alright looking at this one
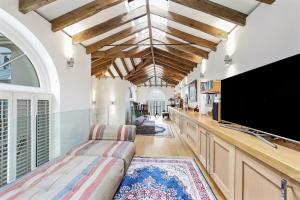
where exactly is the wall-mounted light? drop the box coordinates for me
[111,101,115,105]
[200,73,204,78]
[67,58,75,68]
[92,101,96,105]
[224,55,232,66]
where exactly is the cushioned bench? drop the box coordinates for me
[0,124,136,200]
[0,156,124,200]
[68,140,135,169]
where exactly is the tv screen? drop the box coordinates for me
[221,54,300,143]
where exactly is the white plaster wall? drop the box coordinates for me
[92,77,134,125]
[137,86,175,104]
[0,0,91,155]
[176,0,300,108]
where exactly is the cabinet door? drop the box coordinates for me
[186,120,200,155]
[288,180,300,200]
[210,134,235,200]
[198,126,208,169]
[235,149,287,200]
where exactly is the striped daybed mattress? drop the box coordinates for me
[0,124,136,200]
[68,140,135,169]
[0,156,124,200]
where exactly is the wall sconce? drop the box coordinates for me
[67,58,75,68]
[111,101,115,105]
[200,73,204,78]
[224,55,232,66]
[92,101,96,105]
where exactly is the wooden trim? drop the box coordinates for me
[150,5,228,40]
[170,0,247,26]
[19,0,55,14]
[86,21,148,54]
[152,22,217,51]
[51,0,124,31]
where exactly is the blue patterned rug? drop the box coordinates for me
[114,157,216,200]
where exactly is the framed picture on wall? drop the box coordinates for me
[189,80,197,102]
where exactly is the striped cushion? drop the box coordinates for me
[68,140,135,169]
[89,124,136,141]
[0,155,124,200]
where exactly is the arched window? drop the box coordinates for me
[0,33,51,187]
[0,33,39,87]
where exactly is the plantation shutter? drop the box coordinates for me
[0,99,8,187]
[16,99,31,178]
[36,100,49,167]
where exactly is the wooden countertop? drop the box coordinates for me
[170,107,300,183]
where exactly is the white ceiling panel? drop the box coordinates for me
[37,0,93,20]
[210,0,259,14]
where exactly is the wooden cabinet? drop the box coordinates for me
[209,134,235,200]
[186,120,200,155]
[198,126,209,170]
[236,149,300,200]
[288,179,300,200]
[169,108,300,200]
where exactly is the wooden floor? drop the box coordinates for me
[134,118,226,200]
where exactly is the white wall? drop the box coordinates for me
[0,0,91,155]
[176,0,300,108]
[92,77,135,125]
[137,86,175,104]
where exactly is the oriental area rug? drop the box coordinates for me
[114,157,216,200]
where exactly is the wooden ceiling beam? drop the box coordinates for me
[121,58,130,74]
[91,58,112,68]
[155,61,188,76]
[19,0,55,13]
[155,57,192,73]
[153,33,209,58]
[154,46,202,63]
[73,6,147,44]
[130,58,136,70]
[112,61,123,79]
[169,0,247,26]
[154,48,197,66]
[108,69,115,79]
[152,22,217,51]
[150,5,228,40]
[91,33,149,58]
[126,58,153,77]
[86,21,148,54]
[51,0,125,31]
[154,53,196,69]
[91,62,112,75]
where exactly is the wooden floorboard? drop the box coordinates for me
[134,118,226,200]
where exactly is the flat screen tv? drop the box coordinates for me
[221,54,300,143]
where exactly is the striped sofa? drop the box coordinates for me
[0,124,136,200]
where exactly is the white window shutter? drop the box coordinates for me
[16,99,31,178]
[36,100,50,167]
[0,99,8,187]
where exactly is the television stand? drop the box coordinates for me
[220,122,278,149]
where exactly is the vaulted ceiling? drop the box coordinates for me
[19,0,275,87]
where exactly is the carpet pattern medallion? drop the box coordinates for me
[114,157,216,200]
